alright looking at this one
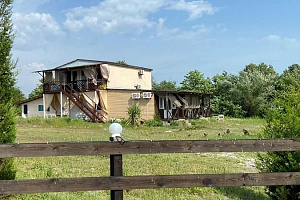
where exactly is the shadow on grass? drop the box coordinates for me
[217,186,271,200]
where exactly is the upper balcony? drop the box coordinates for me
[35,59,153,93]
[44,79,104,94]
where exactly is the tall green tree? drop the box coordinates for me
[0,0,17,180]
[257,88,300,199]
[211,71,245,117]
[243,63,277,77]
[237,63,277,117]
[180,70,213,93]
[277,64,300,92]
[11,87,25,115]
[115,60,127,65]
[152,80,177,91]
[211,64,277,117]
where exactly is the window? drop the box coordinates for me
[159,96,165,109]
[38,105,44,112]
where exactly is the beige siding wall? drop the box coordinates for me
[22,89,155,121]
[21,97,56,118]
[107,90,155,120]
[107,64,152,90]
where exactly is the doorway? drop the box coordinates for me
[23,105,28,116]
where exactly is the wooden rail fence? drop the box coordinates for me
[1,139,300,199]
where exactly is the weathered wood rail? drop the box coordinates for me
[1,139,300,158]
[1,172,299,194]
[0,139,300,198]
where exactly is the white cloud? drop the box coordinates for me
[63,0,218,34]
[157,18,209,40]
[168,0,218,20]
[26,62,46,71]
[264,35,299,46]
[64,0,166,34]
[283,37,297,43]
[13,12,64,50]
[264,34,281,41]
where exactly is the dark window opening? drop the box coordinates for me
[24,105,28,114]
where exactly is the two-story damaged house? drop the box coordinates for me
[20,59,212,122]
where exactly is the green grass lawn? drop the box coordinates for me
[10,117,270,200]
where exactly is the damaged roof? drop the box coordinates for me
[34,59,153,72]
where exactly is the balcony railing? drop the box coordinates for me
[44,79,103,93]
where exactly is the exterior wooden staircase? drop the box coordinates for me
[62,84,106,123]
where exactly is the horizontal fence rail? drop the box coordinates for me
[1,139,300,198]
[0,139,300,158]
[1,172,300,195]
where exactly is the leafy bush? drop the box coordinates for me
[127,104,141,126]
[189,119,208,126]
[144,119,163,127]
[211,97,245,118]
[190,120,196,125]
[170,120,179,126]
[109,118,128,126]
[256,88,300,200]
[0,158,16,180]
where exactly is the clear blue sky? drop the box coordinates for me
[11,0,300,97]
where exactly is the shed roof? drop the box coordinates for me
[106,88,215,96]
[17,95,43,105]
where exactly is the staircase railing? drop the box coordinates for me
[62,83,105,122]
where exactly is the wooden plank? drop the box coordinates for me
[1,139,300,158]
[110,154,123,200]
[0,172,299,195]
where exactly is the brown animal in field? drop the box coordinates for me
[226,129,230,134]
[243,129,249,135]
[203,133,208,137]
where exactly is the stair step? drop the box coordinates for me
[61,86,105,123]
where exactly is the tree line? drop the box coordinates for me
[153,63,300,118]
[154,63,300,199]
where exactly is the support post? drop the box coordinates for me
[110,154,123,200]
[166,93,169,121]
[42,72,45,94]
[43,94,45,119]
[60,91,63,118]
[95,91,97,109]
[67,97,70,117]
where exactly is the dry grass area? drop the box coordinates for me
[10,117,270,200]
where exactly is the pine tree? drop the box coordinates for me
[0,0,17,180]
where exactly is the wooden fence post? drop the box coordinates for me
[110,154,123,200]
